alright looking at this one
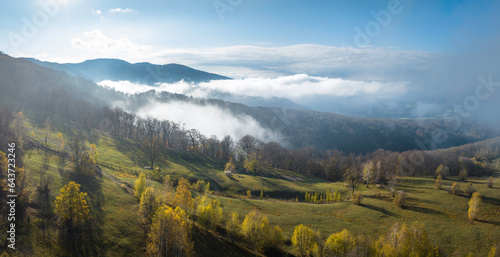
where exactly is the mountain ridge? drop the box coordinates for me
[23,57,231,84]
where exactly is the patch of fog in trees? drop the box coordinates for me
[135,100,284,145]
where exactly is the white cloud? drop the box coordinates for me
[71,29,153,54]
[144,44,440,80]
[109,8,137,14]
[97,80,154,94]
[91,9,102,15]
[97,75,408,100]
[136,101,282,143]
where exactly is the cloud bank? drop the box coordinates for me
[98,74,409,100]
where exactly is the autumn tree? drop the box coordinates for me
[291,224,319,257]
[226,211,240,238]
[323,229,356,257]
[435,164,449,179]
[134,173,147,199]
[352,191,362,206]
[140,187,162,226]
[487,176,494,188]
[244,153,261,173]
[271,225,285,249]
[468,192,481,221]
[362,161,375,188]
[174,178,193,212]
[147,205,193,257]
[374,222,436,256]
[394,191,405,208]
[241,210,272,252]
[55,182,91,254]
[435,174,442,189]
[224,157,236,172]
[450,182,460,194]
[196,195,223,229]
[57,132,65,152]
[55,182,90,226]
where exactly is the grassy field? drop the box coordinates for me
[22,118,500,256]
[214,175,500,256]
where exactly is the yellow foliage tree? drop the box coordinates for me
[134,173,147,199]
[468,192,481,221]
[291,224,318,257]
[147,205,193,257]
[240,210,271,252]
[226,211,240,237]
[57,132,64,151]
[140,187,162,225]
[174,178,193,212]
[54,182,90,227]
[196,195,223,229]
[225,157,236,172]
[323,229,356,256]
[435,174,442,189]
[374,222,435,257]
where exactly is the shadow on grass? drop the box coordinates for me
[477,219,500,226]
[361,204,398,217]
[405,204,444,215]
[481,195,500,206]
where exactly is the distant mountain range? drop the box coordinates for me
[23,57,311,111]
[23,58,230,84]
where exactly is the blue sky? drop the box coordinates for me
[0,0,499,78]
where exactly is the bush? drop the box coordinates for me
[487,176,494,188]
[352,192,362,205]
[463,182,475,196]
[394,191,405,208]
[450,182,460,194]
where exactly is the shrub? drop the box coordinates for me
[394,191,405,208]
[352,192,362,205]
[450,182,460,194]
